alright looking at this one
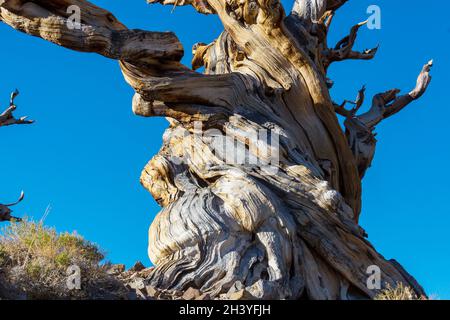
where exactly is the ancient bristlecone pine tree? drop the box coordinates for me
[0,0,432,299]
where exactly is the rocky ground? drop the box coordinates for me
[112,261,212,300]
[112,261,259,300]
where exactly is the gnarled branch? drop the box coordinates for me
[357,60,433,129]
[0,90,33,127]
[0,0,245,121]
[341,61,433,177]
[322,20,378,70]
[0,191,24,222]
[334,85,366,118]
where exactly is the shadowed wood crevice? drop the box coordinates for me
[0,0,432,299]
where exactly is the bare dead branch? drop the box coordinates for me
[0,0,247,118]
[357,60,433,128]
[0,192,25,222]
[323,20,378,69]
[334,85,366,118]
[320,10,335,31]
[344,61,433,178]
[0,90,34,128]
[0,1,183,64]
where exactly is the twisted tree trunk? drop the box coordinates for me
[0,0,432,299]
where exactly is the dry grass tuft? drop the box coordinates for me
[374,282,426,300]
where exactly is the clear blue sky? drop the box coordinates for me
[1,0,448,298]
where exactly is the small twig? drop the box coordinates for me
[22,205,52,269]
[334,85,366,118]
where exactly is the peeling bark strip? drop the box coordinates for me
[0,0,431,299]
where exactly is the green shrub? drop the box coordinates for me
[0,219,128,299]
